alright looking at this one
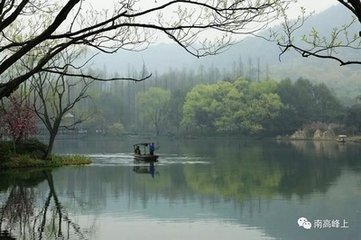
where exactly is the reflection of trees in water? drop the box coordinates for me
[181,140,352,203]
[182,143,284,203]
[0,171,92,240]
[279,141,361,198]
[183,156,282,202]
[287,140,361,170]
[289,140,348,158]
[0,186,35,238]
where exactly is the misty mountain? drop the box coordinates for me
[91,4,361,104]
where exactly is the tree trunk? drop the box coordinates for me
[12,139,16,154]
[44,132,56,160]
[44,118,61,160]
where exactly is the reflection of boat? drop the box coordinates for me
[133,162,157,178]
[133,143,159,162]
[336,135,347,143]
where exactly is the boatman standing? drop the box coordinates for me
[149,142,155,155]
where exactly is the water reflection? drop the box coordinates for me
[0,170,92,240]
[133,162,159,178]
[1,138,360,240]
[288,140,357,159]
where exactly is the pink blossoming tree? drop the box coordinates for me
[0,95,37,152]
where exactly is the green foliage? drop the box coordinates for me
[79,62,347,137]
[93,91,124,124]
[0,138,91,170]
[0,153,91,170]
[167,89,187,134]
[182,78,283,134]
[274,78,343,135]
[85,90,126,134]
[49,155,91,165]
[0,141,12,162]
[182,83,224,131]
[136,87,171,135]
[344,104,361,134]
[0,139,47,161]
[15,139,48,158]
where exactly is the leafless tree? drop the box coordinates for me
[30,49,94,159]
[276,1,361,66]
[0,0,293,99]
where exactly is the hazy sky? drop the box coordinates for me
[289,0,338,14]
[84,0,341,43]
[88,0,339,16]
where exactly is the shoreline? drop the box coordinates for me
[0,154,91,170]
[276,136,361,143]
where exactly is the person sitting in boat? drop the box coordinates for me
[134,146,141,155]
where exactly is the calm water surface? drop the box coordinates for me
[1,137,361,240]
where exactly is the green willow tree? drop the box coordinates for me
[182,78,283,135]
[136,87,171,135]
[182,83,223,131]
[88,91,126,135]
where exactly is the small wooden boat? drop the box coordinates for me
[134,154,159,162]
[133,143,159,162]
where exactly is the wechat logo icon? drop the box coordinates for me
[298,217,312,230]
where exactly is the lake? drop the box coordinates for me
[1,137,361,240]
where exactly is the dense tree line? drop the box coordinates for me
[3,62,359,139]
[77,64,361,137]
[271,78,344,135]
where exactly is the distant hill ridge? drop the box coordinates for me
[92,4,361,104]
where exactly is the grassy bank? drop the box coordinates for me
[348,136,361,143]
[0,154,91,170]
[0,139,91,170]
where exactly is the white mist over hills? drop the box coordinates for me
[91,4,353,73]
[90,4,361,104]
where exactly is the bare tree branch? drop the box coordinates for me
[274,1,361,66]
[0,0,291,99]
[0,0,29,32]
[28,49,94,159]
[339,0,361,22]
[43,69,152,82]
